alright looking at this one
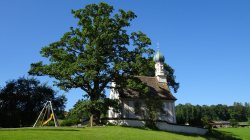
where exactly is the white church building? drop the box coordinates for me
[108,50,177,124]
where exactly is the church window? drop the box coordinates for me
[134,101,141,116]
[161,102,167,115]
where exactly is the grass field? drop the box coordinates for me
[0,126,210,140]
[215,127,250,140]
[1,126,249,140]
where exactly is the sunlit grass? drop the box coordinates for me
[0,126,209,140]
[215,127,250,140]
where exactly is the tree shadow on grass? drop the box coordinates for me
[119,125,244,140]
[119,125,209,138]
[155,129,242,140]
[207,130,242,140]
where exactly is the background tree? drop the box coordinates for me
[62,99,119,126]
[29,2,179,124]
[0,77,66,128]
[176,102,250,127]
[61,100,89,126]
[213,104,230,121]
[229,102,248,122]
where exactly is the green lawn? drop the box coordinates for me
[0,126,209,140]
[215,127,250,140]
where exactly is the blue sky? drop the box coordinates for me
[1,0,250,110]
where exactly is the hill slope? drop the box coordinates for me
[215,128,250,140]
[0,126,209,140]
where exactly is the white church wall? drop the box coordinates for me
[109,82,119,100]
[108,82,121,118]
[158,101,176,123]
[122,99,147,119]
[156,122,208,135]
[122,100,138,119]
[120,99,176,124]
[107,119,208,135]
[108,83,177,123]
[120,99,142,119]
[172,102,176,123]
[108,119,145,127]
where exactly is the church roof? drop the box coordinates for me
[120,76,177,100]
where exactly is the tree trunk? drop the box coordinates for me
[90,115,93,127]
[89,93,101,126]
[89,110,101,126]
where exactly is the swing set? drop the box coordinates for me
[33,101,59,127]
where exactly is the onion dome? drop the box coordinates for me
[153,50,165,62]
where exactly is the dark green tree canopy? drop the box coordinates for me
[29,2,178,95]
[29,2,179,123]
[29,3,155,99]
[0,77,66,128]
[175,102,250,127]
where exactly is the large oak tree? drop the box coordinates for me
[29,2,179,124]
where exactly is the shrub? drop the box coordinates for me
[229,119,238,127]
[60,119,79,126]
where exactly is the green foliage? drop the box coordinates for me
[0,77,66,128]
[135,59,179,93]
[29,2,153,95]
[247,103,250,117]
[229,119,238,127]
[176,104,202,126]
[28,2,180,125]
[66,99,119,125]
[201,116,212,130]
[28,2,158,124]
[176,102,250,127]
[164,63,179,93]
[46,121,55,126]
[144,98,162,129]
[229,102,248,122]
[60,119,79,126]
[125,77,162,129]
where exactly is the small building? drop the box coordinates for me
[238,122,250,128]
[210,121,231,128]
[108,50,177,125]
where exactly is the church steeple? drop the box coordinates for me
[154,49,167,83]
[154,50,165,63]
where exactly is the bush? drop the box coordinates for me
[201,116,212,130]
[229,119,238,127]
[60,119,79,126]
[46,121,55,126]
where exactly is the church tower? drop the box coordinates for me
[153,50,167,83]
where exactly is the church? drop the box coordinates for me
[108,50,177,124]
